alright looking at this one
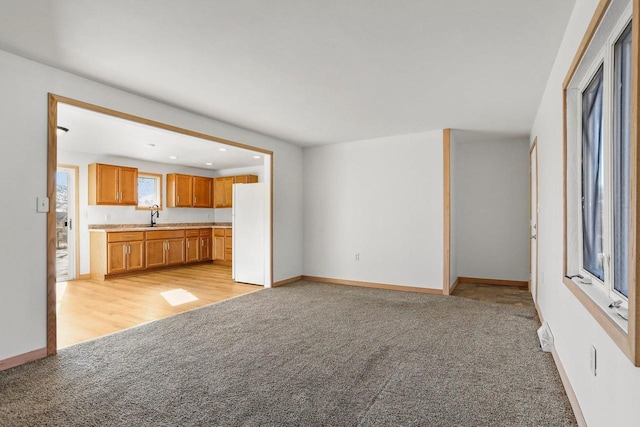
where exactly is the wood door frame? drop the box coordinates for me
[443,129,451,295]
[47,93,275,355]
[529,138,539,302]
[57,164,80,281]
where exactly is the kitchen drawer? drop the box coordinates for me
[107,231,144,243]
[225,228,232,237]
[185,229,200,237]
[214,228,226,237]
[199,228,212,237]
[146,229,185,240]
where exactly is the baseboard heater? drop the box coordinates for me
[537,322,553,352]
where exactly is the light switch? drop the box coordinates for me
[37,197,50,213]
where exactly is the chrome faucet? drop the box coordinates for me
[150,204,160,227]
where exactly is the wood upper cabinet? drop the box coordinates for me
[213,175,258,208]
[234,175,258,184]
[166,174,193,207]
[88,163,138,205]
[214,177,234,208]
[193,176,213,207]
[167,174,213,208]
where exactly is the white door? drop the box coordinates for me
[233,183,266,285]
[530,142,538,302]
[56,166,77,281]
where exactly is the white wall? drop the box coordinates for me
[303,130,444,289]
[0,49,303,361]
[530,0,640,426]
[452,130,530,282]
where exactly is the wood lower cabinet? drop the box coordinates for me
[213,228,225,260]
[200,228,212,261]
[186,232,200,264]
[91,227,215,280]
[225,228,233,262]
[186,229,213,263]
[145,230,185,267]
[90,231,145,279]
[213,227,232,265]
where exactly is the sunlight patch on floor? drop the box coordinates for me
[161,289,199,306]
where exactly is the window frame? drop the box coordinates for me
[136,171,163,210]
[563,0,640,366]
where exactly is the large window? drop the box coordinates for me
[564,0,639,365]
[575,15,632,304]
[613,23,633,297]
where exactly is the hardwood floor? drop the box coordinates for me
[56,263,261,349]
[451,282,535,309]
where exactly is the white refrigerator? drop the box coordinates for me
[232,182,266,285]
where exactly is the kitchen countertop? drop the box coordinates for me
[89,222,232,232]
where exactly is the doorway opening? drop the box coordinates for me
[55,165,78,282]
[47,94,274,354]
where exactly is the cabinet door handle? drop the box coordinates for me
[201,239,204,247]
[194,197,197,205]
[177,195,180,204]
[187,241,190,249]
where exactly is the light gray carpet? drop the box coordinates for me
[0,281,576,426]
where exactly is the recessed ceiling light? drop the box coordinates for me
[169,156,178,159]
[253,155,261,159]
[218,148,228,152]
[146,143,156,148]
[205,162,213,166]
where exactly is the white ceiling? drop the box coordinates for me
[0,0,576,147]
[57,103,264,170]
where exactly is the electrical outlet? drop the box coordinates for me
[590,345,597,376]
[355,253,360,261]
[105,214,111,221]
